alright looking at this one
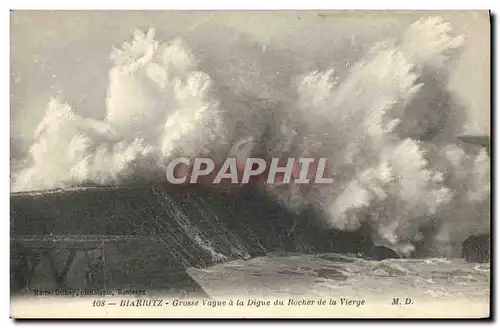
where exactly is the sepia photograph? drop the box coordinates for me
[9,10,491,318]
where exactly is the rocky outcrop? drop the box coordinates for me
[10,184,374,293]
[364,246,401,261]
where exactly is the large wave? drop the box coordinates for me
[11,16,490,257]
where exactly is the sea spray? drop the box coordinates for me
[12,17,490,258]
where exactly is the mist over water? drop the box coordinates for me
[11,16,490,257]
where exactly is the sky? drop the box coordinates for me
[10,10,490,154]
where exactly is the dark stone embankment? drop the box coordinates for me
[461,234,490,263]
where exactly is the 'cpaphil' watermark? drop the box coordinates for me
[165,157,333,185]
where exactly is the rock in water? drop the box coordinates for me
[461,234,490,263]
[365,245,401,261]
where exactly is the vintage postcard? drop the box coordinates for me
[10,10,491,319]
